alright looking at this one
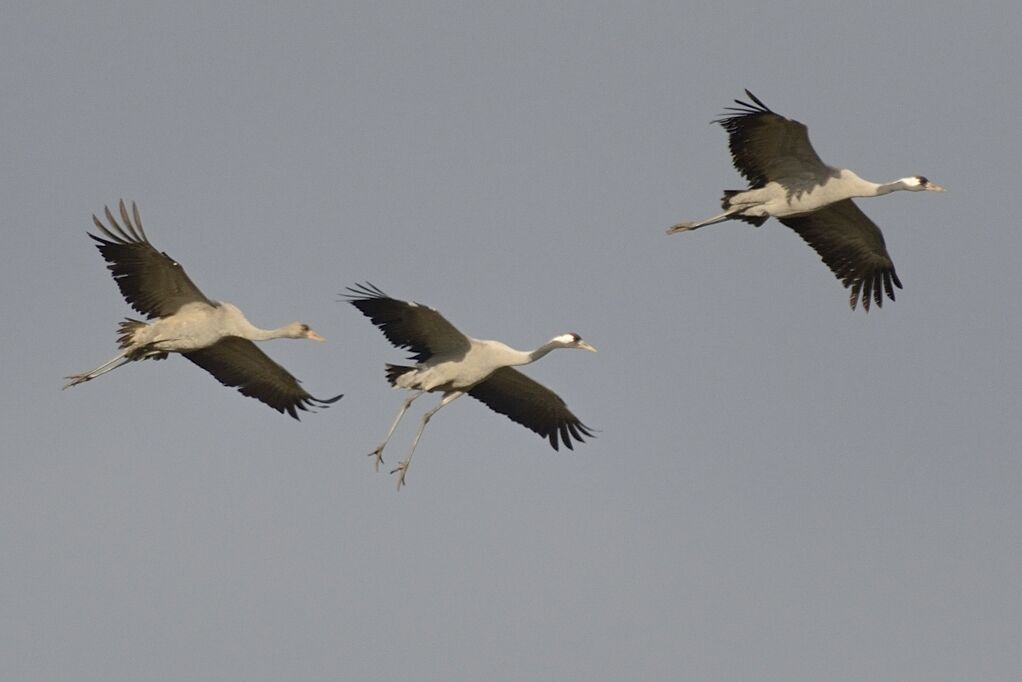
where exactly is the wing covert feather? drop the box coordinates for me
[345,283,470,361]
[88,200,212,318]
[778,199,902,311]
[183,337,341,419]
[715,91,829,187]
[468,367,593,451]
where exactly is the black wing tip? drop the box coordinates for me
[284,393,344,420]
[712,88,774,125]
[89,199,148,246]
[547,419,596,451]
[342,281,389,302]
[847,268,902,312]
[741,89,770,110]
[891,270,904,290]
[343,283,431,360]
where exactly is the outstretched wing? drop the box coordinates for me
[345,282,470,362]
[88,200,213,318]
[468,367,594,451]
[714,90,829,187]
[778,199,902,312]
[183,337,342,419]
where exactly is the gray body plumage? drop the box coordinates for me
[669,90,944,311]
[64,200,341,419]
[346,283,596,489]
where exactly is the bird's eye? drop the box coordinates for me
[300,324,310,332]
[916,176,929,184]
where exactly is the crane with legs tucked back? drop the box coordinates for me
[346,283,596,489]
[668,90,945,311]
[64,200,341,419]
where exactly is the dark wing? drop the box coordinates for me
[183,337,342,419]
[778,199,902,312]
[88,200,213,319]
[468,367,594,451]
[344,282,470,362]
[714,90,828,187]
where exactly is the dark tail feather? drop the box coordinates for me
[117,318,147,349]
[117,318,168,361]
[720,190,741,209]
[736,214,768,227]
[721,190,767,226]
[384,364,414,386]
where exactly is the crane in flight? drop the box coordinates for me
[65,200,341,419]
[668,90,944,311]
[346,283,596,489]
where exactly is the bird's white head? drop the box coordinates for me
[551,332,598,353]
[285,322,326,341]
[902,175,945,192]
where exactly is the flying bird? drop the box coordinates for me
[345,283,596,489]
[668,90,944,311]
[64,200,341,419]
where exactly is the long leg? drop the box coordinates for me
[666,210,740,234]
[63,351,132,389]
[392,391,463,490]
[369,390,424,471]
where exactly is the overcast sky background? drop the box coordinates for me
[2,2,1019,680]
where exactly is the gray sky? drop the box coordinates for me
[2,2,1020,680]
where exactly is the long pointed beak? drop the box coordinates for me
[926,182,946,192]
[579,341,597,353]
[306,330,326,342]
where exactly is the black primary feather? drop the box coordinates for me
[344,282,470,362]
[468,367,595,451]
[778,200,902,311]
[183,337,342,419]
[88,200,213,318]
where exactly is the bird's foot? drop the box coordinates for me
[62,374,91,390]
[666,221,697,234]
[390,460,409,490]
[368,447,386,472]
